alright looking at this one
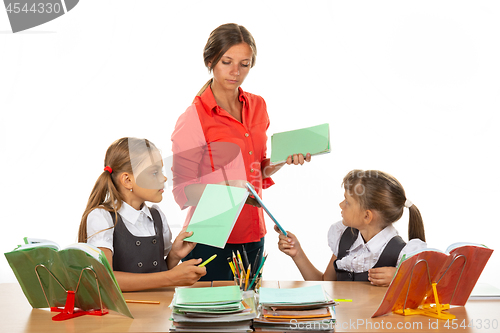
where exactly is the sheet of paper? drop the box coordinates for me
[259,285,327,305]
[185,184,249,248]
[270,123,330,163]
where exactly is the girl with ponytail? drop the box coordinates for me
[78,137,206,291]
[277,169,426,286]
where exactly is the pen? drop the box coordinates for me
[125,300,160,304]
[251,248,261,278]
[241,245,250,269]
[199,254,217,267]
[248,253,267,290]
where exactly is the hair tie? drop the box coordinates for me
[404,199,413,208]
[104,166,113,174]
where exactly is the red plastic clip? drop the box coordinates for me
[50,290,108,321]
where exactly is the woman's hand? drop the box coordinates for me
[286,153,312,165]
[275,225,301,258]
[167,258,206,286]
[368,267,397,286]
[169,228,197,262]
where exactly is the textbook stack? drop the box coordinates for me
[253,285,336,332]
[169,285,257,332]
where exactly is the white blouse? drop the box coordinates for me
[87,202,172,257]
[327,220,426,273]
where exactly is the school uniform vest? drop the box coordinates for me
[333,227,406,281]
[111,208,168,273]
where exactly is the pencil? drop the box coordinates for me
[199,254,217,267]
[125,300,160,304]
[227,257,236,277]
[232,251,240,276]
[236,250,245,274]
[244,264,251,291]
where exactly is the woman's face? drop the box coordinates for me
[210,43,253,91]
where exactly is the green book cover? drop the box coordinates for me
[185,184,249,248]
[4,240,133,318]
[174,285,242,306]
[270,123,330,164]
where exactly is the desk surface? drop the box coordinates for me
[3,281,499,333]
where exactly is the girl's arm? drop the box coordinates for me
[100,248,206,292]
[368,267,397,286]
[275,226,337,281]
[166,229,197,269]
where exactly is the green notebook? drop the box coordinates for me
[4,238,132,318]
[184,184,249,248]
[270,123,330,163]
[174,285,242,306]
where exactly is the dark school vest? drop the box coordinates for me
[111,207,168,273]
[333,227,406,281]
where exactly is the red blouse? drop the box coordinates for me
[171,86,274,243]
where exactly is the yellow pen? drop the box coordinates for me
[199,254,217,267]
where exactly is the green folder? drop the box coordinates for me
[184,184,249,248]
[4,240,133,318]
[174,285,242,306]
[270,123,330,164]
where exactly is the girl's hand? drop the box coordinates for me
[169,228,197,261]
[368,267,397,286]
[286,153,312,165]
[274,225,301,258]
[168,258,206,286]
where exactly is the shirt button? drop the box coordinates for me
[249,151,253,155]
[136,240,141,246]
[153,261,158,266]
[250,168,254,173]
[137,262,143,268]
[245,133,249,137]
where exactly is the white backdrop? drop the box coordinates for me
[1,1,499,288]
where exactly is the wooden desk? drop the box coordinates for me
[3,281,499,332]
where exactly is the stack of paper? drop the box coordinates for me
[170,285,257,332]
[253,285,336,332]
[270,123,330,164]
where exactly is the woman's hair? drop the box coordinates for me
[197,23,257,96]
[342,170,425,242]
[78,137,158,242]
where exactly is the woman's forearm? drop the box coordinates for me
[261,158,285,179]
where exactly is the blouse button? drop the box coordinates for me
[153,261,158,267]
[136,240,141,246]
[137,262,143,268]
[250,168,254,173]
[152,239,157,244]
[245,133,249,137]
[248,151,253,155]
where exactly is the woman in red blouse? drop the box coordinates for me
[171,23,310,280]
